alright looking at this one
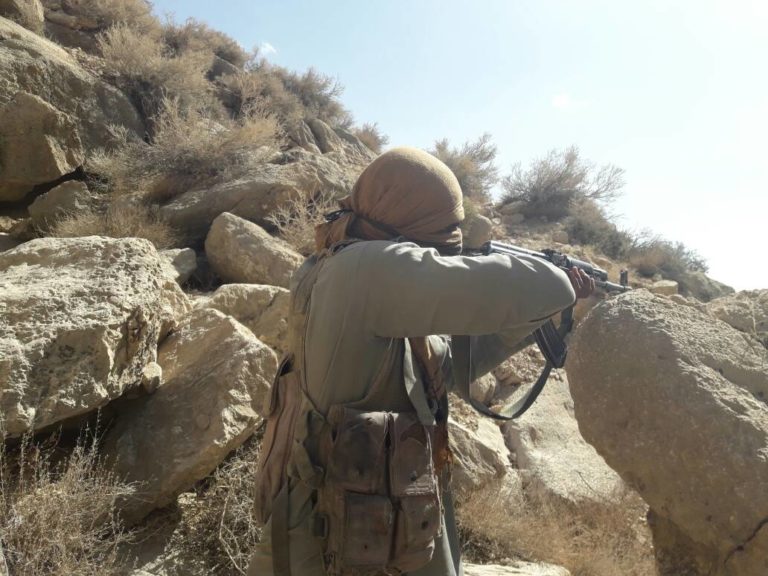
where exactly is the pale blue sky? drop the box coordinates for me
[151,0,767,290]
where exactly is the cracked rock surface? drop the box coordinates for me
[0,237,190,435]
[567,290,768,575]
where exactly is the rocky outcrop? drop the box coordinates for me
[159,139,372,241]
[103,308,277,522]
[195,283,290,352]
[707,289,768,348]
[0,17,144,152]
[449,418,510,500]
[464,562,570,576]
[159,248,197,285]
[463,213,494,250]
[502,374,623,504]
[0,92,83,201]
[0,0,43,32]
[0,237,190,435]
[677,270,734,302]
[205,212,303,288]
[567,290,768,575]
[648,279,679,296]
[28,180,92,228]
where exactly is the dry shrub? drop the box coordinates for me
[353,122,389,153]
[0,431,134,576]
[457,482,657,576]
[64,0,160,34]
[99,24,214,119]
[221,69,304,129]
[565,198,633,259]
[629,235,708,279]
[164,435,263,575]
[162,18,248,67]
[266,189,340,255]
[51,202,178,249]
[502,147,624,221]
[271,66,354,129]
[90,97,282,202]
[431,134,499,201]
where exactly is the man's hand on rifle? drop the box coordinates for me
[568,267,595,299]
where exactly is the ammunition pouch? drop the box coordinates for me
[316,406,442,576]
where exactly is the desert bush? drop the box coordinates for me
[89,97,282,202]
[629,235,708,278]
[353,122,389,153]
[221,68,304,129]
[64,0,160,34]
[51,202,178,249]
[431,134,499,201]
[0,430,134,576]
[162,18,248,67]
[565,198,633,259]
[457,482,657,576]
[266,189,340,255]
[99,24,214,120]
[272,66,354,129]
[502,146,624,221]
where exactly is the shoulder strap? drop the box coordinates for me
[453,307,574,420]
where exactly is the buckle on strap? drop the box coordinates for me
[312,513,329,539]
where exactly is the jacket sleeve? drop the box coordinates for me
[362,241,576,338]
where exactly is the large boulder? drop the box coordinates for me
[0,237,190,435]
[159,248,197,285]
[0,0,43,32]
[0,92,83,201]
[160,146,371,241]
[502,373,624,504]
[677,270,734,302]
[103,308,277,522]
[205,212,303,288]
[195,283,290,353]
[463,213,494,250]
[567,290,768,575]
[449,417,510,500]
[0,17,144,152]
[28,180,92,228]
[707,289,768,348]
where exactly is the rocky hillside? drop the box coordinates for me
[1,3,766,576]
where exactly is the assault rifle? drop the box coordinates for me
[481,240,631,294]
[455,240,630,420]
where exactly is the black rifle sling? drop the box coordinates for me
[453,307,574,421]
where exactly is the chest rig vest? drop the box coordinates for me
[254,243,448,576]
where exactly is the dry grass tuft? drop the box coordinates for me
[50,202,178,249]
[90,97,282,202]
[457,482,657,576]
[0,430,134,576]
[266,189,340,255]
[161,434,263,575]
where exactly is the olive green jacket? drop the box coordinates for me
[249,240,576,576]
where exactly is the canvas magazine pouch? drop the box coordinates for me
[254,357,304,525]
[318,407,441,576]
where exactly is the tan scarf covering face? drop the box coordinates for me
[315,147,464,254]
